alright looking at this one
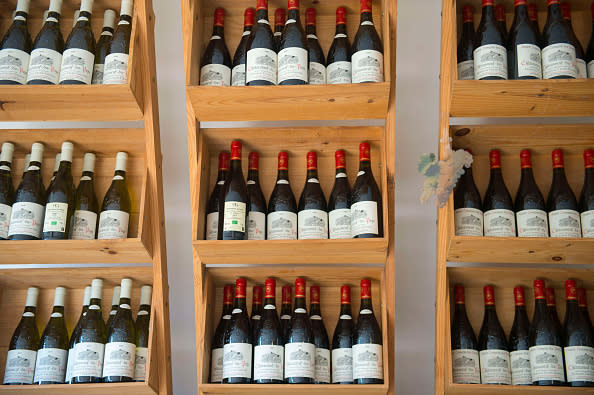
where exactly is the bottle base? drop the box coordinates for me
[71,376,103,383]
[27,80,56,85]
[354,378,384,384]
[0,80,22,85]
[9,234,40,240]
[60,80,89,85]
[222,378,251,384]
[285,377,314,384]
[533,380,565,386]
[103,376,133,383]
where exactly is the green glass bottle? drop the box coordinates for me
[106,285,121,331]
[65,285,91,384]
[59,0,96,84]
[43,142,75,240]
[0,142,16,240]
[71,153,99,240]
[134,285,152,382]
[98,152,131,239]
[103,0,133,85]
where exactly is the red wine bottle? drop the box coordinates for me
[587,4,594,77]
[327,7,352,85]
[310,285,330,384]
[546,287,563,336]
[478,286,511,385]
[351,142,383,238]
[222,278,252,384]
[508,0,542,80]
[280,285,292,341]
[473,0,508,80]
[451,285,480,384]
[547,149,581,238]
[247,152,266,240]
[298,152,328,239]
[515,150,548,238]
[246,0,276,86]
[0,0,32,85]
[200,8,231,86]
[542,0,576,79]
[577,288,593,331]
[332,285,353,384]
[27,0,65,85]
[352,0,384,83]
[305,8,325,85]
[458,5,476,80]
[231,8,254,86]
[454,150,483,236]
[328,150,352,239]
[560,2,587,78]
[278,0,308,85]
[509,286,532,386]
[495,4,508,41]
[284,278,315,384]
[250,285,263,341]
[210,285,233,383]
[220,141,248,240]
[580,149,594,238]
[273,8,286,53]
[483,150,515,237]
[353,279,383,384]
[528,3,541,41]
[267,152,297,240]
[0,143,15,240]
[205,152,229,240]
[563,280,594,386]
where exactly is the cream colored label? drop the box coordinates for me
[516,209,548,238]
[278,47,308,83]
[530,345,565,382]
[484,209,515,237]
[98,210,129,239]
[27,48,62,84]
[352,343,383,380]
[102,53,129,84]
[298,209,328,239]
[457,60,474,80]
[327,61,351,84]
[248,211,265,240]
[59,48,95,84]
[511,349,532,385]
[452,349,480,384]
[581,210,594,238]
[134,347,148,381]
[246,47,277,84]
[549,209,580,238]
[0,48,30,84]
[223,201,246,233]
[332,347,353,383]
[329,208,351,239]
[34,348,67,383]
[0,203,12,239]
[473,44,507,79]
[351,201,379,236]
[542,43,577,79]
[267,211,297,240]
[454,207,483,236]
[516,44,542,79]
[206,212,218,240]
[315,348,330,383]
[200,63,231,86]
[3,349,37,384]
[71,210,97,240]
[480,349,511,384]
[309,61,326,85]
[284,342,315,379]
[102,342,135,378]
[564,346,594,383]
[253,344,284,381]
[8,202,44,238]
[222,343,252,379]
[352,49,383,83]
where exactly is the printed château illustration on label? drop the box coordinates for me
[529,345,565,382]
[479,349,511,385]
[510,349,532,386]
[222,343,252,379]
[3,349,37,384]
[351,201,378,236]
[102,341,136,378]
[246,48,277,84]
[457,60,474,80]
[267,211,297,240]
[315,348,331,383]
[484,209,516,237]
[59,48,95,84]
[516,209,548,238]
[33,348,68,383]
[253,344,284,381]
[298,209,328,239]
[352,343,383,380]
[549,210,581,238]
[0,203,12,239]
[97,210,129,239]
[247,211,265,240]
[232,64,246,86]
[309,62,326,84]
[452,349,480,384]
[327,61,351,84]
[473,44,508,80]
[27,48,62,84]
[134,347,148,381]
[563,346,594,383]
[329,208,352,239]
[211,348,224,382]
[542,43,577,79]
[71,210,98,240]
[278,47,308,83]
[0,48,30,84]
[206,212,218,240]
[102,53,129,85]
[8,202,45,238]
[70,342,105,379]
[200,63,231,86]
[284,342,315,379]
[332,347,353,383]
[582,211,594,238]
[454,207,483,236]
[352,50,383,83]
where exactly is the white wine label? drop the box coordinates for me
[332,347,353,383]
[3,349,37,384]
[33,348,67,383]
[549,209,581,238]
[0,48,30,84]
[516,209,548,238]
[516,44,542,79]
[352,49,384,83]
[134,347,148,381]
[200,63,231,86]
[97,210,130,239]
[71,210,98,240]
[278,47,308,84]
[102,341,136,378]
[588,60,594,78]
[211,347,224,383]
[530,345,565,382]
[102,53,129,85]
[206,212,218,240]
[247,211,265,240]
[8,201,44,238]
[454,207,483,236]
[479,349,511,385]
[510,349,532,386]
[43,202,68,233]
[353,343,383,380]
[222,343,252,380]
[484,209,516,237]
[253,344,284,381]
[267,211,297,240]
[564,346,594,383]
[284,342,315,379]
[542,43,577,79]
[315,348,331,383]
[231,64,246,86]
[65,348,74,383]
[452,349,480,384]
[329,208,352,239]
[581,210,594,238]
[473,44,508,80]
[298,209,328,239]
[0,203,12,239]
[27,48,62,84]
[351,201,379,237]
[309,61,326,85]
[223,201,246,233]
[457,60,474,80]
[92,63,105,84]
[327,61,352,84]
[59,48,95,84]
[577,59,588,79]
[246,48,277,84]
[71,342,105,379]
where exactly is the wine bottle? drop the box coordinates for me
[332,285,353,384]
[451,285,480,384]
[43,142,75,240]
[247,152,266,240]
[529,279,565,385]
[34,287,68,384]
[0,0,32,85]
[560,2,587,79]
[478,285,511,385]
[579,149,594,238]
[546,287,563,337]
[274,8,285,53]
[495,4,508,41]
[298,151,328,239]
[352,0,384,83]
[205,152,229,240]
[98,152,131,240]
[327,7,352,84]
[210,285,233,383]
[65,286,91,384]
[528,4,541,41]
[72,10,81,29]
[508,0,542,80]
[47,153,61,195]
[26,0,64,85]
[250,285,263,341]
[0,142,15,240]
[454,150,483,236]
[231,8,254,87]
[59,0,96,85]
[473,0,508,80]
[310,285,330,384]
[588,3,594,77]
[22,153,30,179]
[278,0,308,85]
[246,0,276,86]
[71,153,99,240]
[562,279,594,386]
[222,278,252,384]
[91,10,116,84]
[351,142,383,238]
[219,141,248,240]
[515,149,548,237]
[483,149,515,237]
[353,279,383,384]
[509,286,532,386]
[267,151,297,240]
[541,0,576,79]
[134,285,152,382]
[200,8,231,86]
[547,149,581,238]
[305,8,326,85]
[577,288,593,331]
[102,0,133,85]
[8,142,45,240]
[106,285,121,331]
[3,287,39,385]
[280,285,292,341]
[457,5,475,80]
[328,150,351,239]
[253,278,284,384]
[285,278,315,384]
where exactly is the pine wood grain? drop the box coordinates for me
[199,384,388,395]
[0,382,156,394]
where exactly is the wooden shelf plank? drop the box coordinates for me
[447,384,594,394]
[199,384,388,395]
[0,382,155,394]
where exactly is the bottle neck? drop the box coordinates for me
[454,303,467,316]
[277,169,289,182]
[307,168,319,180]
[515,304,526,315]
[566,299,579,315]
[520,167,536,183]
[360,297,373,311]
[310,303,321,316]
[120,14,132,25]
[288,9,300,22]
[89,297,101,309]
[462,21,474,36]
[233,296,247,311]
[552,167,568,184]
[489,167,504,181]
[102,26,115,34]
[252,302,262,313]
[481,5,496,22]
[248,169,259,182]
[534,299,548,315]
[212,25,225,38]
[58,161,72,175]
[335,23,347,35]
[264,297,276,308]
[23,305,36,315]
[306,25,316,35]
[336,166,346,176]
[119,296,131,306]
[114,169,126,179]
[230,159,242,173]
[360,11,373,24]
[81,170,94,179]
[281,302,292,315]
[340,303,352,316]
[217,169,228,182]
[294,296,306,311]
[14,11,28,24]
[359,160,372,172]
[584,168,593,188]
[51,305,65,315]
[256,9,268,22]
[514,4,529,21]
[78,11,92,26]
[222,303,233,316]
[47,11,61,22]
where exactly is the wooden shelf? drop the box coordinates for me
[446,384,594,394]
[0,382,155,394]
[199,384,388,395]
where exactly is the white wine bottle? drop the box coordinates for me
[0,142,16,240]
[98,152,131,239]
[0,0,32,85]
[134,285,152,382]
[47,153,61,194]
[106,285,121,330]
[65,285,91,384]
[27,0,65,85]
[92,10,117,84]
[103,0,133,85]
[59,0,96,85]
[71,153,99,240]
[43,142,75,240]
[21,153,30,178]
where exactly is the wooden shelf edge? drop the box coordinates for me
[446,383,594,394]
[0,381,156,394]
[199,383,389,394]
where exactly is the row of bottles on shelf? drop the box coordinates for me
[452,280,593,387]
[0,0,133,86]
[200,0,384,86]
[211,277,383,385]
[454,149,594,238]
[3,279,152,385]
[0,141,132,241]
[205,141,383,241]
[457,0,594,80]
